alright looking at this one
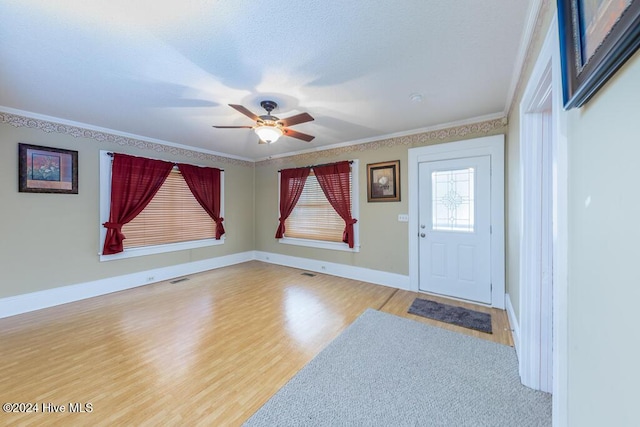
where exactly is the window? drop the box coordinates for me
[122,169,216,248]
[279,160,359,252]
[99,151,224,261]
[284,172,346,243]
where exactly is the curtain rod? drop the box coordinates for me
[278,160,353,173]
[106,152,224,171]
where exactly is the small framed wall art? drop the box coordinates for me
[367,160,400,202]
[18,143,78,194]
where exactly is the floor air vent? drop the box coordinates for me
[170,277,190,284]
[301,272,316,277]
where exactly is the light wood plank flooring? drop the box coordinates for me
[0,261,512,426]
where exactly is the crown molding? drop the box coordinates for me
[256,112,506,163]
[255,116,507,167]
[507,0,553,117]
[505,0,545,115]
[0,107,254,167]
[1,107,507,169]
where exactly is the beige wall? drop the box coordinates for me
[0,123,255,298]
[1,115,504,301]
[565,50,640,426]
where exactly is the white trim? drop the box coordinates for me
[506,293,521,355]
[100,238,225,261]
[254,251,410,291]
[519,15,568,425]
[408,135,505,309]
[98,150,225,260]
[519,15,557,395]
[0,251,409,319]
[551,14,569,426]
[519,35,554,393]
[278,237,360,253]
[0,252,254,319]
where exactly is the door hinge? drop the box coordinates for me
[490,225,492,234]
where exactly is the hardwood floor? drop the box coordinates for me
[0,261,513,426]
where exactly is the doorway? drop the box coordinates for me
[518,16,568,425]
[418,156,492,304]
[409,135,505,309]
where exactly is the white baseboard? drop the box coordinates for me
[0,251,254,319]
[0,251,408,319]
[254,251,410,290]
[505,293,520,354]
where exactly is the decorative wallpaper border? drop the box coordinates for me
[256,117,507,166]
[1,111,506,168]
[0,111,254,167]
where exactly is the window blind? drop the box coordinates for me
[284,171,350,243]
[122,169,215,248]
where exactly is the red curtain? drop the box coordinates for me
[102,154,173,255]
[313,161,358,248]
[275,167,311,238]
[178,163,225,239]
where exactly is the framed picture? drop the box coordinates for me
[367,160,400,202]
[18,143,78,194]
[558,0,640,109]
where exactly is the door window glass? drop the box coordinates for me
[432,168,475,232]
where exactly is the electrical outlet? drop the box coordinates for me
[147,276,155,282]
[398,214,409,222]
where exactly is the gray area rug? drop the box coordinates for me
[244,309,550,427]
[408,297,493,334]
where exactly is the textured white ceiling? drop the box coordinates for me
[0,0,530,160]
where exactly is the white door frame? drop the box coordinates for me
[519,14,568,426]
[408,134,505,309]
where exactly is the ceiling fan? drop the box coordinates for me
[213,100,315,144]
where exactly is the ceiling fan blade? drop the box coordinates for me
[279,112,314,127]
[229,104,259,121]
[283,128,315,142]
[212,125,254,129]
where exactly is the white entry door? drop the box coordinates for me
[418,156,492,304]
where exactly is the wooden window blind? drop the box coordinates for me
[122,169,215,249]
[284,171,350,243]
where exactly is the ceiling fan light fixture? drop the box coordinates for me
[254,125,283,143]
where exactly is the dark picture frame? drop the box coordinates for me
[18,143,78,194]
[367,160,400,202]
[558,0,640,109]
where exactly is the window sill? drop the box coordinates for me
[279,237,360,253]
[99,237,225,262]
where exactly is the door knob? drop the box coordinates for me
[420,233,426,238]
